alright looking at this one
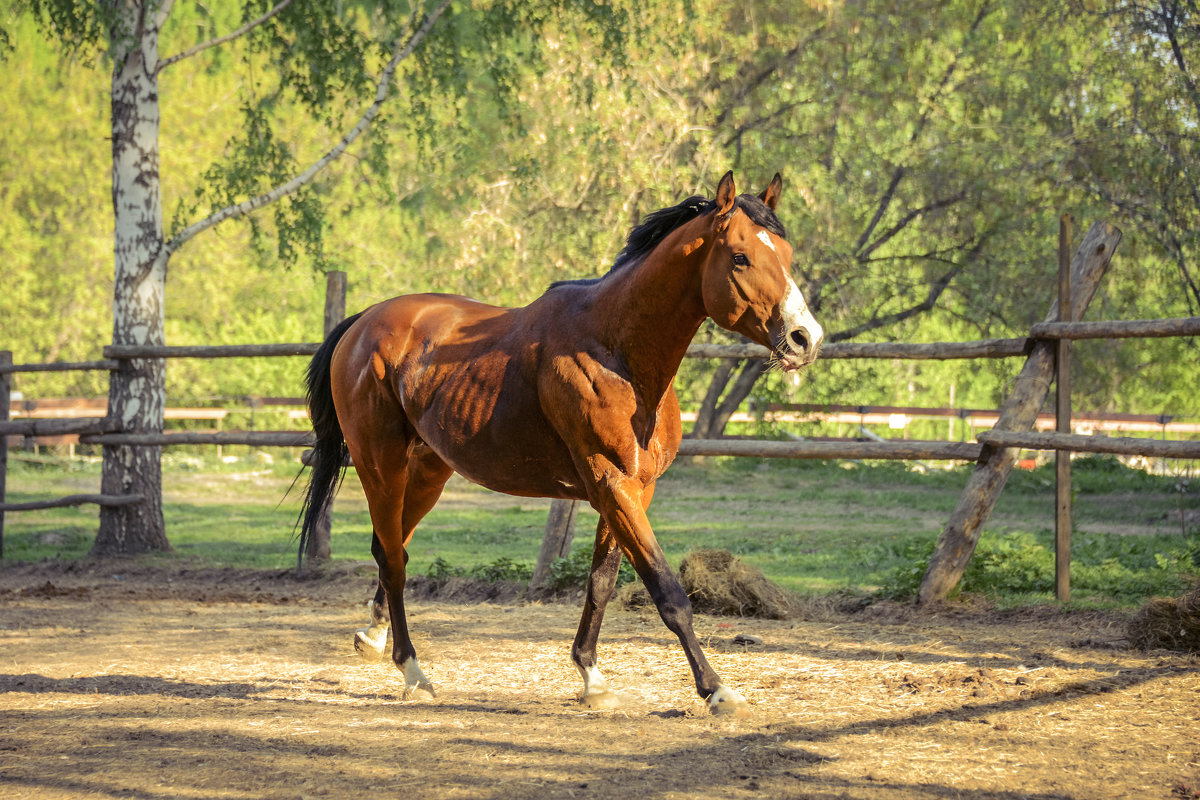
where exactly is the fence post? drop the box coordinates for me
[918,221,1122,605]
[1055,214,1073,603]
[305,271,347,565]
[529,499,579,593]
[1,351,10,559]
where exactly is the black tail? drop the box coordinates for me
[298,312,364,561]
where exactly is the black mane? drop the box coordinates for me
[550,192,786,289]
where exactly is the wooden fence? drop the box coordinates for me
[2,220,1199,602]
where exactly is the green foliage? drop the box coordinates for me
[544,547,638,592]
[4,455,1197,606]
[963,532,1055,595]
[25,0,110,60]
[3,0,1199,427]
[426,555,533,583]
[881,528,1198,604]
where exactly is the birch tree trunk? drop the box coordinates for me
[93,1,169,555]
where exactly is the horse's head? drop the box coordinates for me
[698,171,823,371]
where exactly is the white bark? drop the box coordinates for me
[95,0,169,554]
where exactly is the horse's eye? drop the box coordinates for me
[732,253,750,267]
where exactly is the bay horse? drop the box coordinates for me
[299,171,823,714]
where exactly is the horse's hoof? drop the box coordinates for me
[579,690,622,710]
[402,680,437,701]
[708,684,750,717]
[353,628,387,661]
[399,658,436,701]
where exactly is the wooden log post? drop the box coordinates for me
[918,221,1122,605]
[1055,214,1073,603]
[304,271,347,565]
[529,499,580,593]
[1,351,10,558]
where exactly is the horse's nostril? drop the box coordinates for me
[789,328,811,354]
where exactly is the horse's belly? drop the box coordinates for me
[406,368,587,500]
[419,418,587,500]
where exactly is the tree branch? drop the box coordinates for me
[165,0,452,255]
[857,191,969,261]
[158,0,294,74]
[853,166,906,255]
[713,25,827,128]
[714,359,766,423]
[1158,0,1200,123]
[852,2,992,256]
[155,0,177,32]
[829,262,967,342]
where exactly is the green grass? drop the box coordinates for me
[3,450,1197,608]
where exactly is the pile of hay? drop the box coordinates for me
[1126,586,1200,652]
[622,549,799,619]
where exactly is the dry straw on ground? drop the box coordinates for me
[1127,585,1200,652]
[622,548,801,619]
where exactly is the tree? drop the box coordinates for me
[643,0,1200,431]
[1069,0,1200,315]
[10,0,629,554]
[666,0,1078,432]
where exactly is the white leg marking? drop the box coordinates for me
[353,624,389,660]
[353,599,389,660]
[576,664,621,709]
[708,684,750,716]
[400,657,437,700]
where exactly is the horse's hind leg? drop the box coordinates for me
[353,546,390,661]
[355,446,453,699]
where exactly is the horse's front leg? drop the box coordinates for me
[571,519,625,708]
[590,466,749,716]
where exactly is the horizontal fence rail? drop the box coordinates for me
[677,438,984,460]
[79,431,314,447]
[0,493,143,512]
[1029,316,1200,340]
[103,343,319,359]
[79,340,1037,362]
[0,417,117,437]
[9,314,1186,369]
[977,430,1200,459]
[0,360,121,374]
[686,339,1034,360]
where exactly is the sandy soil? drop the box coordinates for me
[1,560,1197,800]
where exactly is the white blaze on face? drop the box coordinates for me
[781,275,823,352]
[757,227,822,358]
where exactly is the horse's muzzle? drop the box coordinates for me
[778,324,822,370]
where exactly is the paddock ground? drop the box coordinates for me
[0,560,1197,800]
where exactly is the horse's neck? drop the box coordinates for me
[595,234,708,399]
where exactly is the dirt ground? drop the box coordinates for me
[1,560,1197,800]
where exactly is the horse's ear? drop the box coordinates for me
[715,171,736,225]
[759,173,783,211]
